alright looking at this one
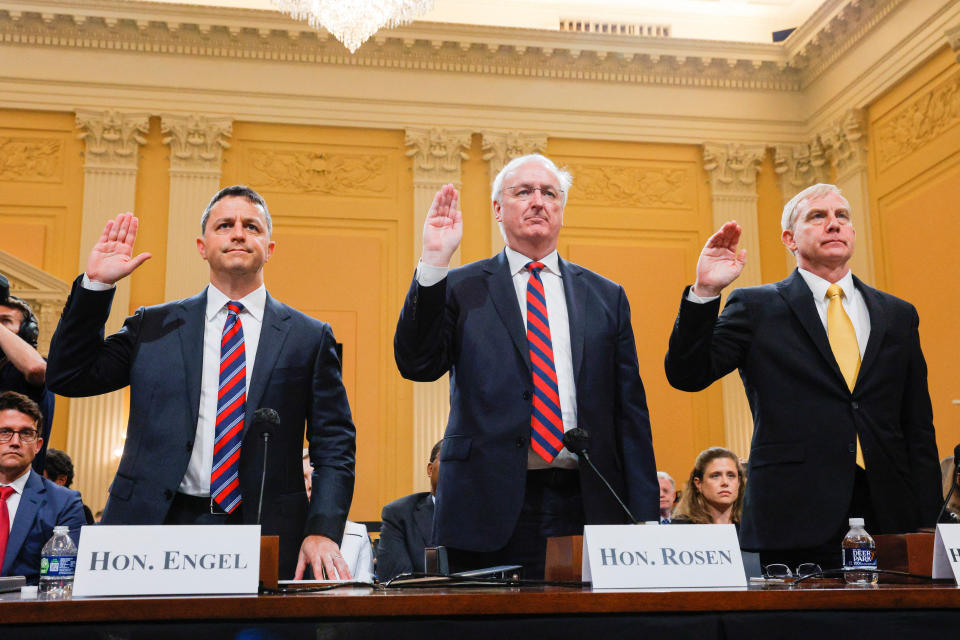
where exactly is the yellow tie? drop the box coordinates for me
[826,283,864,468]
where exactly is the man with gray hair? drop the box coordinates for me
[395,154,658,578]
[46,185,356,581]
[665,183,940,569]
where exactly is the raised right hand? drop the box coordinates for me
[85,212,152,285]
[421,184,462,268]
[692,221,746,298]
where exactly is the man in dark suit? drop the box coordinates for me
[46,186,356,580]
[664,183,941,567]
[0,391,84,584]
[376,440,441,580]
[395,154,658,578]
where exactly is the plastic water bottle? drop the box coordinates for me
[841,517,878,585]
[39,526,78,598]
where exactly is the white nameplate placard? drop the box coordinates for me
[73,525,261,596]
[932,524,960,581]
[582,524,746,589]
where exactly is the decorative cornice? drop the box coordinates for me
[161,114,232,173]
[702,142,765,198]
[75,108,149,169]
[405,127,471,184]
[773,141,831,198]
[480,131,548,184]
[0,0,801,92]
[785,0,906,87]
[819,108,868,177]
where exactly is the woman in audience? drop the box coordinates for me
[670,447,744,526]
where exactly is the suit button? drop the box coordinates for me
[516,437,526,448]
[848,443,856,453]
[163,489,174,500]
[851,402,859,410]
[186,441,193,451]
[522,391,531,401]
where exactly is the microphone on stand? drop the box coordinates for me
[251,408,280,525]
[562,427,639,525]
[935,443,960,524]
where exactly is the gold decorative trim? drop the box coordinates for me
[0,137,62,182]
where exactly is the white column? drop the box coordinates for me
[161,114,232,300]
[71,109,149,514]
[774,140,832,274]
[702,142,765,459]
[404,127,471,491]
[820,109,874,284]
[480,131,548,254]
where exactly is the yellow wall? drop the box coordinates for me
[868,45,960,459]
[0,109,85,452]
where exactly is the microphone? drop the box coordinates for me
[252,408,280,525]
[936,443,960,525]
[562,427,639,525]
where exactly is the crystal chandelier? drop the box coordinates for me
[272,0,435,53]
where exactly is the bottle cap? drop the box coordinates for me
[644,520,661,525]
[20,586,38,600]
[53,525,69,533]
[849,517,865,527]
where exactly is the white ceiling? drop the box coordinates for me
[136,0,829,43]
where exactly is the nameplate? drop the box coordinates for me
[582,524,746,589]
[73,525,261,596]
[931,524,960,581]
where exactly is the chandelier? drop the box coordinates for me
[272,0,436,53]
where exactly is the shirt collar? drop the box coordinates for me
[504,246,561,277]
[798,267,856,302]
[2,466,30,495]
[205,283,267,322]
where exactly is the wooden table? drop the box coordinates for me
[4,582,959,639]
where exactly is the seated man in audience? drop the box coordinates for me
[658,471,677,524]
[0,391,84,584]
[376,440,441,580]
[43,448,95,525]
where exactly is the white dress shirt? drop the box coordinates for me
[180,284,266,496]
[1,466,31,532]
[686,268,870,356]
[417,247,579,470]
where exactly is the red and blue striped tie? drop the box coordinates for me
[526,261,564,462]
[211,301,245,514]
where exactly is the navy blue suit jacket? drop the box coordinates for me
[46,277,356,578]
[376,491,433,580]
[394,251,659,552]
[2,471,85,584]
[665,270,941,550]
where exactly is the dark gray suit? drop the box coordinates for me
[376,491,433,580]
[46,277,356,578]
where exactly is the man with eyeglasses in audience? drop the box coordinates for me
[0,391,84,583]
[395,154,658,578]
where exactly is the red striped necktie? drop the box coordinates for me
[526,261,564,462]
[211,301,246,514]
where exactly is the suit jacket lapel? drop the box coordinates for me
[244,293,291,430]
[414,494,434,548]
[3,472,43,574]
[484,251,530,371]
[177,289,208,433]
[560,258,585,382]
[854,275,887,383]
[777,269,849,388]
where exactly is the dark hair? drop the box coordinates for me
[0,390,43,427]
[200,185,272,234]
[44,448,74,487]
[0,296,39,347]
[429,440,443,463]
[671,447,745,525]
